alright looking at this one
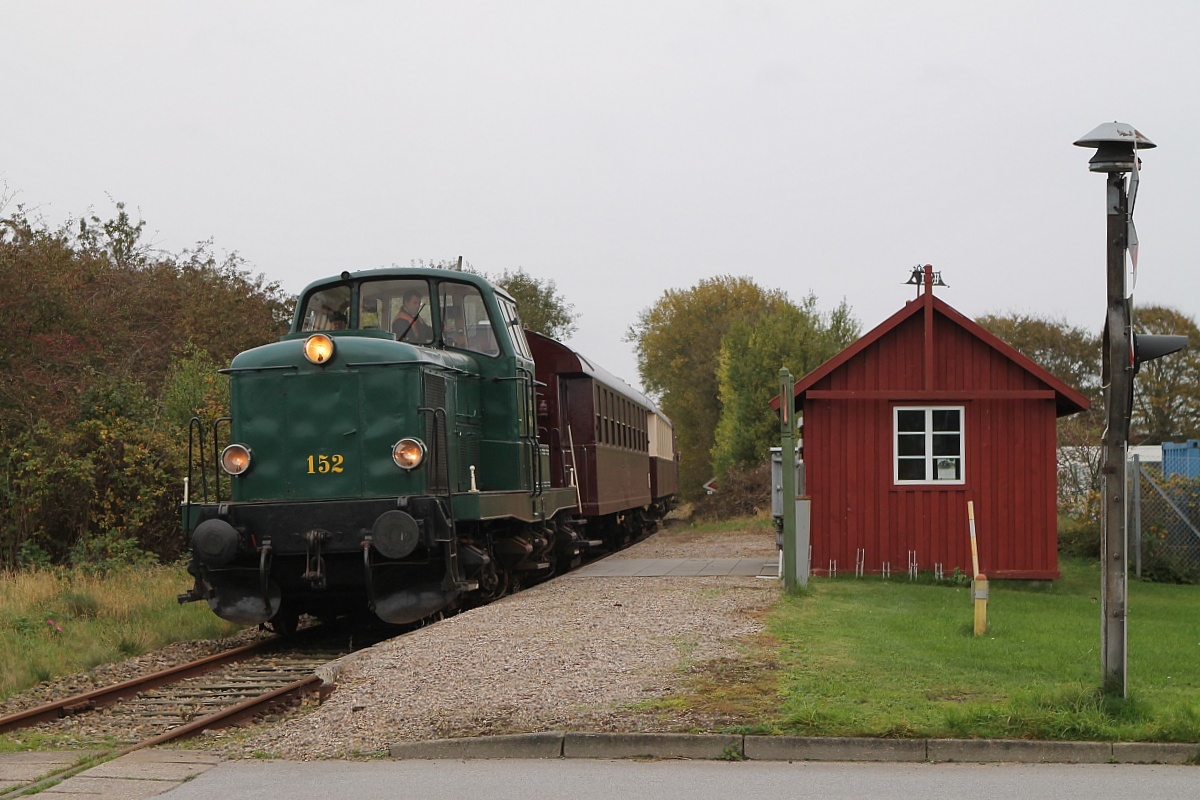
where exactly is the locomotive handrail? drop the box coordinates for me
[217,365,298,374]
[346,360,471,372]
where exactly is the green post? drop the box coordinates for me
[780,367,797,592]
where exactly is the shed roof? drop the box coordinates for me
[771,270,1091,418]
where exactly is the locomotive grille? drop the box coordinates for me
[423,372,450,491]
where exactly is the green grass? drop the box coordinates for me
[706,557,1200,741]
[0,563,242,702]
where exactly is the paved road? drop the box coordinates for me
[158,759,1199,800]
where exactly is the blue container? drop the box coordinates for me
[1161,440,1200,479]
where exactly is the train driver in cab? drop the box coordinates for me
[392,289,433,342]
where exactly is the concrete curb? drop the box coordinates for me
[390,732,565,760]
[564,732,740,760]
[389,733,1200,765]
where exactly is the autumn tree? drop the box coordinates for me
[977,306,1200,446]
[628,276,847,499]
[712,295,858,479]
[0,200,290,567]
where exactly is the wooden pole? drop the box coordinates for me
[1100,170,1130,697]
[967,500,980,578]
[968,501,987,635]
[973,576,989,636]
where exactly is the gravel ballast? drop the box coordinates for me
[216,521,779,759]
[0,521,778,759]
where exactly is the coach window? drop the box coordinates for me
[603,389,612,444]
[607,390,615,444]
[894,406,964,485]
[594,385,602,440]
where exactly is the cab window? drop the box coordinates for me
[438,283,500,357]
[498,296,531,359]
[299,285,352,332]
[359,279,434,344]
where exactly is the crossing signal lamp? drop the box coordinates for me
[1133,333,1187,373]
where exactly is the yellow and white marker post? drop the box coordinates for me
[968,501,988,636]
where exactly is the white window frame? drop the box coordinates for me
[893,406,965,485]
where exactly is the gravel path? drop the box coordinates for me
[210,520,780,759]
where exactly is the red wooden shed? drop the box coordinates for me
[775,266,1089,580]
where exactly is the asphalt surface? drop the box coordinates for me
[158,758,1200,800]
[4,735,1197,800]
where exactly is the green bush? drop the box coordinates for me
[1059,512,1101,559]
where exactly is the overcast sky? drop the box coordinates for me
[3,1,1198,388]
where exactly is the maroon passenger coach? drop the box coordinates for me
[527,331,677,544]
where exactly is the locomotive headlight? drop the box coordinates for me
[303,333,336,365]
[221,444,252,475]
[391,438,426,470]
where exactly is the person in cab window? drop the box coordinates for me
[392,289,432,342]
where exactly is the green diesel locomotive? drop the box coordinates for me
[179,267,676,631]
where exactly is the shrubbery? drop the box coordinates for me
[693,461,771,521]
[0,201,290,569]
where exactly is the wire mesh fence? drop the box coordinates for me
[1130,456,1200,582]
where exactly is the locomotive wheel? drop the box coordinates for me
[476,564,510,602]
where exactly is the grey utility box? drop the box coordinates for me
[770,446,804,548]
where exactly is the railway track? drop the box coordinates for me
[0,632,347,800]
[0,534,658,798]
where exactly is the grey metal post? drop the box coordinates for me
[1132,454,1142,579]
[780,368,797,592]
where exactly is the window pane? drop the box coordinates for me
[299,285,352,331]
[932,409,961,432]
[361,279,435,344]
[934,457,961,481]
[897,434,925,456]
[897,459,926,481]
[897,410,925,432]
[932,433,960,456]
